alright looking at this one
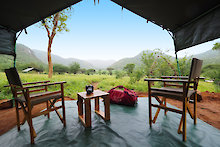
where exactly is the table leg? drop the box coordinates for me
[78,94,83,116]
[104,95,110,120]
[85,99,91,127]
[95,97,99,112]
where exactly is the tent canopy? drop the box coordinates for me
[111,0,220,52]
[0,0,220,55]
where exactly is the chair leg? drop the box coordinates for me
[152,97,165,123]
[149,95,152,127]
[153,107,161,123]
[183,99,187,141]
[27,103,35,144]
[15,100,20,131]
[61,97,66,127]
[148,81,152,127]
[164,98,167,115]
[46,101,50,119]
[177,115,183,134]
[61,83,66,127]
[194,93,197,124]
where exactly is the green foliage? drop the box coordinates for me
[124,63,135,76]
[53,64,69,74]
[212,42,220,51]
[141,51,156,76]
[129,67,145,83]
[177,56,192,76]
[141,50,192,77]
[97,76,146,92]
[86,69,96,75]
[201,64,220,74]
[102,70,107,75]
[0,55,14,71]
[38,7,73,33]
[202,65,220,92]
[69,62,80,74]
[79,68,86,74]
[197,80,217,93]
[106,67,114,75]
[0,44,46,72]
[0,72,219,100]
[98,70,102,75]
[114,70,125,79]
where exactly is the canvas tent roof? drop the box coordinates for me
[0,0,220,56]
[111,0,220,52]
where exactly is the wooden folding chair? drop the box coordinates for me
[144,58,203,141]
[5,67,66,144]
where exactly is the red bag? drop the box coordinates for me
[108,86,138,106]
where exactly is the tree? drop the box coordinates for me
[53,64,69,74]
[106,67,114,75]
[141,51,156,77]
[79,68,87,74]
[69,62,80,74]
[39,7,73,78]
[154,49,177,76]
[102,71,107,75]
[124,63,135,76]
[98,69,102,75]
[212,42,220,51]
[86,69,96,75]
[177,55,192,76]
[114,70,125,79]
[129,67,144,84]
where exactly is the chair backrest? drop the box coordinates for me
[188,58,203,81]
[5,67,23,87]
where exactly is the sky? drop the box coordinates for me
[17,0,220,61]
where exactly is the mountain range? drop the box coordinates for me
[1,43,219,70]
[109,49,220,69]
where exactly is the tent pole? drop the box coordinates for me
[14,43,16,67]
[175,53,181,76]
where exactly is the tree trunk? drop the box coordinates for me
[48,38,53,78]
[46,12,60,78]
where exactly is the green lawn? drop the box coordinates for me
[0,72,218,100]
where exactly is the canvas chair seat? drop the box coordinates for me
[151,87,196,101]
[15,91,62,106]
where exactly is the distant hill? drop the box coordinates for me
[192,49,220,66]
[86,60,116,69]
[108,49,220,69]
[0,44,46,70]
[32,49,96,69]
[108,50,154,69]
[16,44,44,65]
[1,43,218,71]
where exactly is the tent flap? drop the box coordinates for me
[174,6,220,52]
[0,29,16,56]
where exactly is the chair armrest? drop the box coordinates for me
[22,81,50,86]
[161,76,205,80]
[4,81,50,87]
[161,79,188,83]
[144,78,188,83]
[144,78,196,84]
[24,81,67,89]
[144,78,163,82]
[161,76,188,79]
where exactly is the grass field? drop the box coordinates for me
[0,72,218,100]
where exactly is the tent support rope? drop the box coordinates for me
[175,53,181,76]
